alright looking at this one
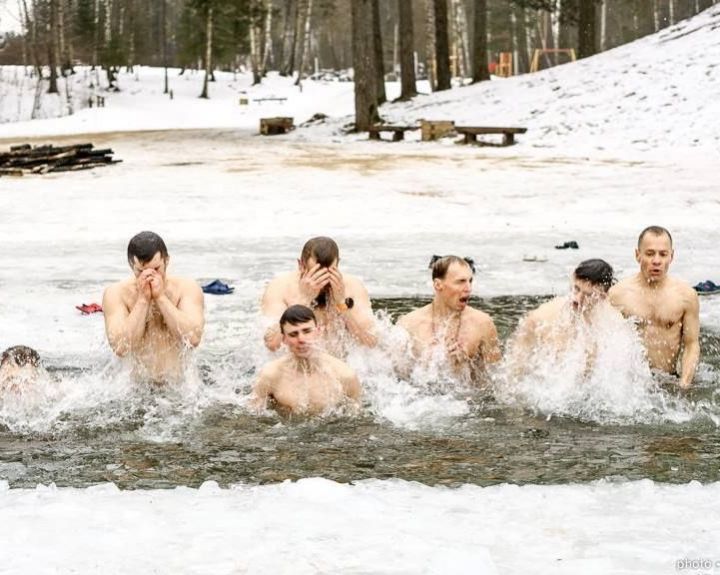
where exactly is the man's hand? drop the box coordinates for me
[298,263,330,304]
[136,270,153,302]
[328,266,347,305]
[148,271,166,300]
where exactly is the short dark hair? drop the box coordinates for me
[429,255,475,280]
[638,226,673,248]
[127,231,169,265]
[1,346,41,368]
[300,237,339,267]
[573,259,615,292]
[279,305,317,334]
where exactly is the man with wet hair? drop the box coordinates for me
[103,231,205,383]
[0,345,43,391]
[252,304,361,416]
[506,259,619,366]
[261,236,375,355]
[397,255,501,380]
[609,226,700,389]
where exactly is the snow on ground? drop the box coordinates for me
[1,9,719,575]
[1,5,719,157]
[1,478,719,575]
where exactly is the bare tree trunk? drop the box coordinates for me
[294,0,312,84]
[250,16,262,84]
[48,0,59,93]
[514,5,529,73]
[398,0,417,100]
[200,6,213,98]
[280,0,297,76]
[162,0,168,93]
[372,0,386,104]
[471,0,489,82]
[451,0,469,77]
[558,0,577,50]
[261,0,273,75]
[425,0,436,90]
[578,0,597,59]
[21,0,41,77]
[351,0,380,131]
[92,0,100,68]
[433,0,451,90]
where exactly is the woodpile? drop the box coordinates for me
[0,143,121,177]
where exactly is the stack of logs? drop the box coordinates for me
[0,143,121,176]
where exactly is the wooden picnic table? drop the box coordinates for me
[455,126,527,146]
[368,125,419,142]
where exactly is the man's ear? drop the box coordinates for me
[433,278,442,291]
[634,248,640,263]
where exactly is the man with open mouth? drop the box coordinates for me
[396,255,501,382]
[609,226,700,389]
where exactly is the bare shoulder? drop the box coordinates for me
[529,297,564,324]
[344,273,370,299]
[103,278,132,303]
[259,357,284,379]
[466,306,494,325]
[173,276,203,296]
[669,277,699,307]
[325,354,356,379]
[397,304,431,328]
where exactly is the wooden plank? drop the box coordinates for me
[455,126,527,135]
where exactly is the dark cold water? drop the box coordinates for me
[1,296,719,489]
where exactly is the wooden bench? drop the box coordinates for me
[368,125,419,142]
[255,97,288,103]
[259,116,294,135]
[455,126,527,146]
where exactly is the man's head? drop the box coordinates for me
[127,231,169,278]
[299,236,339,270]
[298,237,339,307]
[0,345,41,389]
[279,305,319,358]
[430,255,475,312]
[635,226,673,283]
[571,259,614,313]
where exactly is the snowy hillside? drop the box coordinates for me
[379,4,720,154]
[0,5,718,156]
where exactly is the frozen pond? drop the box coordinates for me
[1,130,718,487]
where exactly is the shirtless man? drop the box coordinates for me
[102,231,205,383]
[261,237,375,355]
[252,305,361,416]
[397,255,500,380]
[507,259,617,367]
[0,346,43,393]
[609,226,700,389]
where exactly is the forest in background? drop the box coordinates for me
[0,0,717,127]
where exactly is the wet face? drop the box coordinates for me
[635,233,673,283]
[571,277,606,314]
[299,256,338,302]
[281,319,319,359]
[130,252,168,279]
[0,361,39,392]
[434,262,473,311]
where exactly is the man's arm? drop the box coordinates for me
[261,279,290,351]
[102,282,151,357]
[342,371,362,402]
[679,291,700,389]
[333,275,377,347]
[479,318,502,365]
[154,278,205,347]
[250,367,274,412]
